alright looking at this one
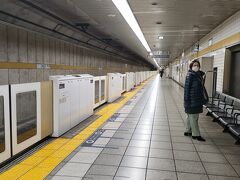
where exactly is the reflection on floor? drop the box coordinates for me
[47,76,240,180]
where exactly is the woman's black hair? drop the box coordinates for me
[189,59,201,70]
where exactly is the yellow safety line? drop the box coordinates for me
[0,77,153,180]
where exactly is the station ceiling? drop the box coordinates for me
[0,0,240,67]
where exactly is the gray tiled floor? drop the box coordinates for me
[48,76,240,180]
[115,167,146,180]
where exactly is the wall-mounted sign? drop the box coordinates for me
[192,42,199,52]
[37,63,50,69]
[208,38,213,46]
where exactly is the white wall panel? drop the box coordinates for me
[0,24,7,61]
[177,11,240,92]
[213,49,226,92]
[199,11,240,50]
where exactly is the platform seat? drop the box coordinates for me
[212,97,234,118]
[204,92,220,108]
[206,94,226,114]
[229,125,240,145]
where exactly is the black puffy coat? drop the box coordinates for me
[184,70,205,114]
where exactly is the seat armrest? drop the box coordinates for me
[234,113,240,119]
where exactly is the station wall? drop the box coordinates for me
[0,22,150,85]
[170,11,240,93]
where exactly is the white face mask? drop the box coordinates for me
[192,66,199,72]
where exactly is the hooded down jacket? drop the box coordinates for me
[184,70,205,114]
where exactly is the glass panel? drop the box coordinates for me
[16,91,37,144]
[122,78,124,91]
[0,96,5,153]
[213,68,218,97]
[95,81,99,104]
[101,80,105,101]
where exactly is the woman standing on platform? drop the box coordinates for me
[184,59,207,142]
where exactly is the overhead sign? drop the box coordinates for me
[153,55,170,59]
[152,50,170,55]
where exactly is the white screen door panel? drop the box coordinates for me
[0,85,11,163]
[11,82,41,155]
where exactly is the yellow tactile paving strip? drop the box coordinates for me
[0,78,152,180]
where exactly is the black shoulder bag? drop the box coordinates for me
[196,73,209,104]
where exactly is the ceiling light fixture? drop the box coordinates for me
[153,58,160,68]
[112,0,151,52]
[193,25,200,32]
[158,36,164,40]
[108,14,116,17]
[133,11,165,14]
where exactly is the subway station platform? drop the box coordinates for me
[2,76,240,180]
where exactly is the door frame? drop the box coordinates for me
[11,82,41,155]
[0,85,11,163]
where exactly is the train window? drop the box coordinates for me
[16,91,37,144]
[0,96,5,153]
[95,80,100,104]
[101,80,105,101]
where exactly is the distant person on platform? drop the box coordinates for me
[159,67,164,78]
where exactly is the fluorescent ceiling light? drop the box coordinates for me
[153,58,160,68]
[108,14,116,17]
[133,11,165,14]
[193,25,200,31]
[112,0,151,52]
[158,36,164,40]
